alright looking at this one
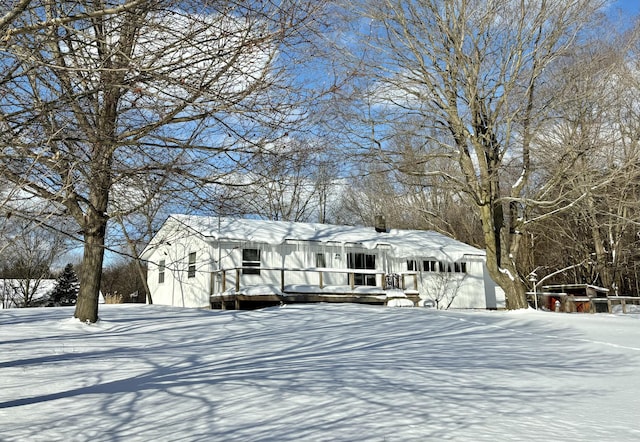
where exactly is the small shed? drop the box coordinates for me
[541,284,609,313]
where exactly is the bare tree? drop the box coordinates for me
[0,218,68,307]
[528,23,640,295]
[0,0,323,321]
[422,270,467,310]
[210,138,340,222]
[330,0,608,309]
[1,0,147,35]
[101,258,145,302]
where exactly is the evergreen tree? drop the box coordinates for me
[50,264,79,306]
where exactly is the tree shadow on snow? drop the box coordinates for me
[0,304,634,441]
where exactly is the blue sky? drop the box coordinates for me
[613,0,640,14]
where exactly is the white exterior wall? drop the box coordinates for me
[213,242,285,293]
[211,242,381,291]
[147,234,212,308]
[391,257,496,309]
[483,266,506,309]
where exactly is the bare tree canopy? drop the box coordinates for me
[528,20,640,295]
[327,0,624,309]
[3,0,639,317]
[0,0,324,321]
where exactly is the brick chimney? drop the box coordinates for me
[374,215,387,233]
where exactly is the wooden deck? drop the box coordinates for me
[209,266,421,310]
[211,291,421,310]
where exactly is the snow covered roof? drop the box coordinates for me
[160,214,485,261]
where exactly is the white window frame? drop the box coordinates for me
[242,248,261,275]
[158,259,165,284]
[187,252,196,278]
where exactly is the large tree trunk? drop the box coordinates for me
[73,151,113,323]
[137,260,152,304]
[498,273,529,310]
[74,217,108,323]
[480,204,529,310]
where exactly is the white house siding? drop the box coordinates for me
[390,257,491,309]
[483,267,506,309]
[213,242,390,290]
[147,234,212,308]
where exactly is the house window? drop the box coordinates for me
[407,260,418,271]
[158,259,165,284]
[242,248,261,275]
[347,252,376,286]
[423,260,437,272]
[316,253,326,268]
[439,261,453,272]
[454,262,467,273]
[187,253,196,278]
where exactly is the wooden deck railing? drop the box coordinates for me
[210,267,419,294]
[590,296,640,314]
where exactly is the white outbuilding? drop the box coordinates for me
[141,214,505,310]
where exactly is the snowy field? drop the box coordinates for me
[1,303,639,442]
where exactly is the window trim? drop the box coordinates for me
[187,252,196,278]
[347,252,376,286]
[158,259,165,284]
[422,260,467,274]
[423,260,437,272]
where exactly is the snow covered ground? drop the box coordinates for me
[1,303,639,441]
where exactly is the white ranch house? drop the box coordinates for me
[141,215,505,310]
